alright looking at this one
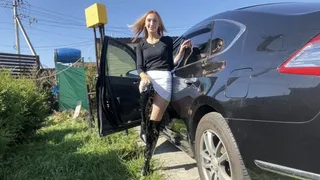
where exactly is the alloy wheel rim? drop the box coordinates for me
[199,130,232,180]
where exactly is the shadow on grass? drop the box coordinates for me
[42,118,58,127]
[33,128,79,143]
[0,127,140,180]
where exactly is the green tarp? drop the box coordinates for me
[55,63,88,111]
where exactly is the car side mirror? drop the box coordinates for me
[125,69,139,77]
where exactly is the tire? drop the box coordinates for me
[195,112,249,180]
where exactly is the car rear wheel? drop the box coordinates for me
[195,112,249,180]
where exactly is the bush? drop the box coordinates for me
[0,71,50,157]
[85,63,97,113]
[85,63,97,94]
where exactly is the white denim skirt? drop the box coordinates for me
[140,70,172,102]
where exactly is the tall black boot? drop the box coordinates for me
[139,85,154,143]
[139,90,149,143]
[141,120,161,176]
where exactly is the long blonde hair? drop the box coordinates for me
[129,10,166,42]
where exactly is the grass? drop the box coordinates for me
[170,119,187,135]
[0,111,163,180]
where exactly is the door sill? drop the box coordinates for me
[161,128,195,158]
[255,160,320,180]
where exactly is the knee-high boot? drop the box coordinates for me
[139,90,149,143]
[139,85,154,143]
[141,120,161,176]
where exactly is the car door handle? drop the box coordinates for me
[133,80,139,85]
[184,80,194,86]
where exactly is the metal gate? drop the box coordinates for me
[0,53,40,76]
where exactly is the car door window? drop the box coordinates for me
[106,43,136,77]
[177,23,213,68]
[210,20,244,56]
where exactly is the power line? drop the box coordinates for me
[0,24,92,40]
[1,2,193,30]
[0,3,11,8]
[1,3,85,27]
[0,22,132,38]
[34,41,92,49]
[28,3,83,22]
[0,41,94,50]
[26,22,91,30]
[0,0,97,70]
[19,9,84,25]
[18,6,85,26]
[31,19,85,27]
[26,27,92,39]
[1,2,86,27]
[1,4,188,34]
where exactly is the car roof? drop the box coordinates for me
[235,2,320,16]
[181,2,320,38]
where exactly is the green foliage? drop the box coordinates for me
[85,63,97,93]
[85,63,97,113]
[0,111,163,180]
[0,71,50,157]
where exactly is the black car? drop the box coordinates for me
[96,2,320,180]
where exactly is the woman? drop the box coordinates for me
[129,10,190,176]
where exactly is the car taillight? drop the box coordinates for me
[279,34,320,76]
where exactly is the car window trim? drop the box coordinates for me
[174,22,214,70]
[173,19,246,71]
[173,20,214,72]
[208,19,246,58]
[106,37,137,77]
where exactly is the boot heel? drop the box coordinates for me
[141,159,150,176]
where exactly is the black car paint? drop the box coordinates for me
[98,2,320,179]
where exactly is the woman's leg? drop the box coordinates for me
[150,93,169,121]
[141,93,170,176]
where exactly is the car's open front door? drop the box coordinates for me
[97,36,141,136]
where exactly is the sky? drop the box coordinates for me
[0,0,319,68]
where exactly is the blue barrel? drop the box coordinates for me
[55,48,81,63]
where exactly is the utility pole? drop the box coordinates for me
[12,0,40,70]
[13,0,20,54]
[12,0,37,57]
[16,17,36,55]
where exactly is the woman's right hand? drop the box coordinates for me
[139,73,151,93]
[140,73,151,86]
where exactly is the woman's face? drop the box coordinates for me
[145,13,159,34]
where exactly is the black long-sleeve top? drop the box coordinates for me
[136,36,174,75]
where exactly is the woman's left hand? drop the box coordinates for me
[179,39,191,53]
